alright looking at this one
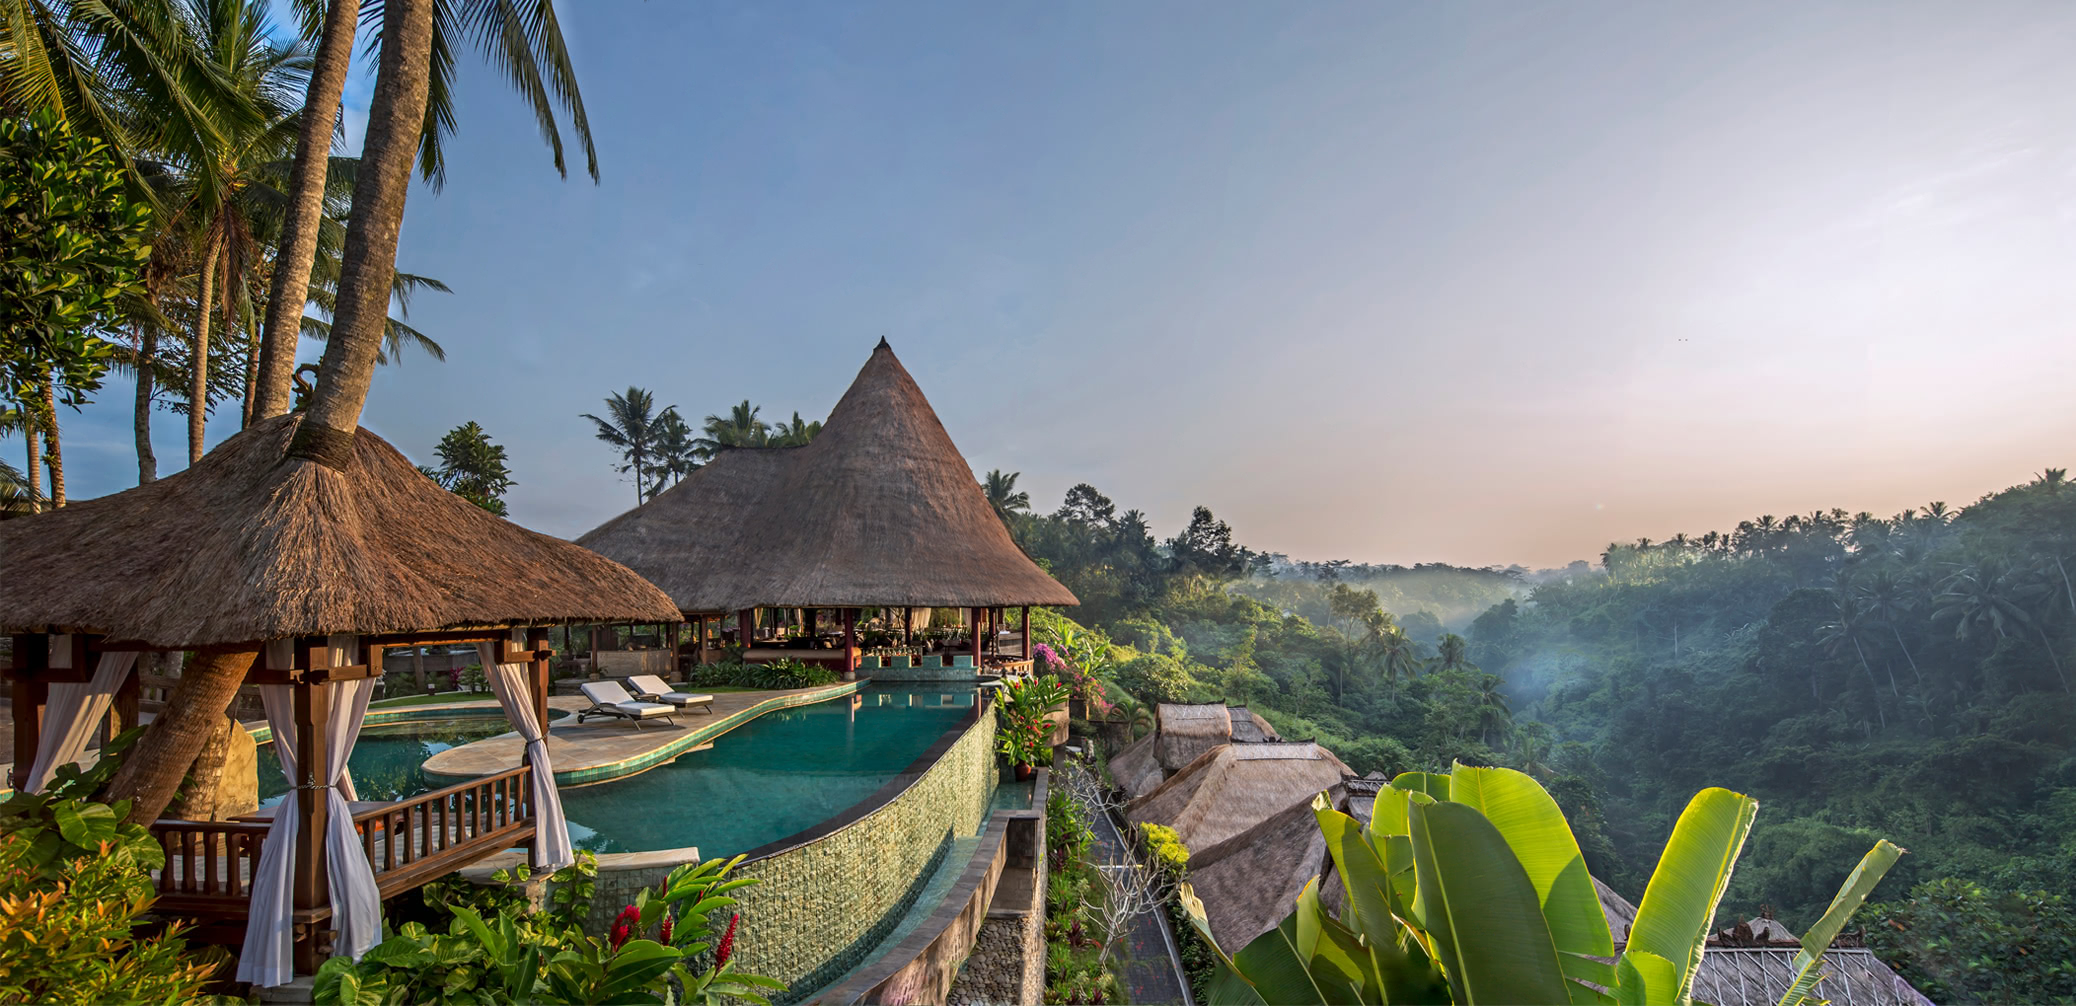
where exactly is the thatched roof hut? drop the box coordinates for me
[1127,741,1352,851]
[576,341,1077,613]
[1110,732,1165,800]
[0,414,679,646]
[1156,703,1233,773]
[1187,781,1343,950]
[1225,706,1280,743]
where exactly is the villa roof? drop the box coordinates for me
[1127,741,1352,851]
[0,415,680,649]
[577,341,1078,613]
[1110,732,1166,800]
[1187,782,1342,950]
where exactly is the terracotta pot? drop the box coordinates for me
[1015,762,1036,781]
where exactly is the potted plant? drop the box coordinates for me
[996,675,1071,779]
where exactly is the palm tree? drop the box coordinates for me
[582,387,671,505]
[648,408,699,493]
[1855,570,1923,684]
[1474,673,1512,745]
[982,469,1030,526]
[111,0,444,826]
[253,0,600,418]
[769,411,821,447]
[1936,558,2068,692]
[1433,633,1477,673]
[1379,628,1422,691]
[1817,590,1890,728]
[0,407,42,516]
[695,400,768,456]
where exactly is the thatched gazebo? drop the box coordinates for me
[579,339,1077,674]
[1125,741,1353,851]
[0,414,680,986]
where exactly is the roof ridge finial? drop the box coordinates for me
[875,335,890,350]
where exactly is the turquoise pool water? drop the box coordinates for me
[559,685,980,856]
[256,716,514,808]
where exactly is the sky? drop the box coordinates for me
[39,0,2076,569]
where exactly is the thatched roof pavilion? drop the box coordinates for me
[578,339,1075,671]
[0,414,679,646]
[1186,781,1343,950]
[0,413,678,985]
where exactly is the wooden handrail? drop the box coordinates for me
[350,764,531,826]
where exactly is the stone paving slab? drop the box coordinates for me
[420,683,857,787]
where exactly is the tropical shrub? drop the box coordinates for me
[997,675,1071,769]
[685,658,838,690]
[316,854,783,1005]
[1043,786,1120,1004]
[1867,877,2076,1004]
[1138,822,1190,882]
[1183,762,1901,1006]
[0,731,228,1004]
[1114,652,1194,704]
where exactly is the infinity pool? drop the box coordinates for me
[560,685,979,856]
[259,685,983,857]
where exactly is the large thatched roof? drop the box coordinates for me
[0,415,681,648]
[1188,781,1342,950]
[577,341,1077,613]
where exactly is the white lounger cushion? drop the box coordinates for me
[626,675,714,707]
[581,681,676,718]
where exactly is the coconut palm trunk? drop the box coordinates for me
[190,239,221,463]
[253,0,361,420]
[135,324,158,483]
[39,376,62,506]
[109,0,437,827]
[290,0,436,466]
[107,650,257,825]
[21,424,38,514]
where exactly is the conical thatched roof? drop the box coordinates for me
[577,341,1078,612]
[0,415,681,648]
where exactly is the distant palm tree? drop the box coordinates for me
[581,387,671,505]
[1855,570,1922,684]
[1817,591,1891,728]
[1432,633,1477,673]
[695,399,768,456]
[1379,628,1422,690]
[1936,558,2068,692]
[1474,674,1512,745]
[982,469,1030,526]
[649,408,699,494]
[769,411,821,447]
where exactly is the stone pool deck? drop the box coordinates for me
[420,681,858,787]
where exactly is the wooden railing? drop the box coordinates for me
[150,819,272,915]
[355,764,535,896]
[147,765,536,922]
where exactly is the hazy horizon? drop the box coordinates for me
[37,0,2076,569]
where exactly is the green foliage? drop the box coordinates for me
[1183,764,1900,1006]
[1042,786,1121,1004]
[1115,652,1196,703]
[684,658,838,690]
[0,110,151,421]
[1138,821,1191,882]
[421,421,515,515]
[1868,878,2076,1005]
[996,674,1070,768]
[315,852,783,1006]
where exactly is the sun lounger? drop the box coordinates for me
[626,674,714,714]
[578,680,677,728]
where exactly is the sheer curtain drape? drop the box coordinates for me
[475,639,572,868]
[24,648,140,792]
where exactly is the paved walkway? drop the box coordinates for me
[1076,773,1193,1006]
[420,683,854,786]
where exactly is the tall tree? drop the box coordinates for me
[982,469,1029,526]
[253,0,601,418]
[110,0,442,826]
[419,420,513,514]
[582,387,669,505]
[649,407,699,493]
[769,410,821,447]
[694,399,767,456]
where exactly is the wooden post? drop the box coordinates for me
[903,607,912,644]
[842,608,858,675]
[805,608,818,638]
[291,639,332,974]
[527,627,552,742]
[1021,606,1032,664]
[971,607,984,667]
[738,609,755,644]
[8,634,49,792]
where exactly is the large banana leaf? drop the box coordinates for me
[1446,764,1616,1002]
[1407,799,1573,1005]
[1392,771,1453,801]
[1624,788,1759,1005]
[1775,840,1905,1006]
[1313,796,1452,1003]
[1613,951,1679,1006]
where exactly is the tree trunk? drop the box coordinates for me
[254,0,360,420]
[135,324,157,483]
[289,0,435,469]
[39,375,62,506]
[240,290,259,427]
[190,238,221,464]
[21,422,38,514]
[105,648,258,825]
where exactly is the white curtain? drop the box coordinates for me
[236,678,382,986]
[24,650,140,793]
[475,640,572,869]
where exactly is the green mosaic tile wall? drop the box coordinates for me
[724,708,996,999]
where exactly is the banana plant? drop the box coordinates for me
[1182,762,1902,1006]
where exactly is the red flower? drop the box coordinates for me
[610,904,639,951]
[659,909,674,945]
[715,912,739,968]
